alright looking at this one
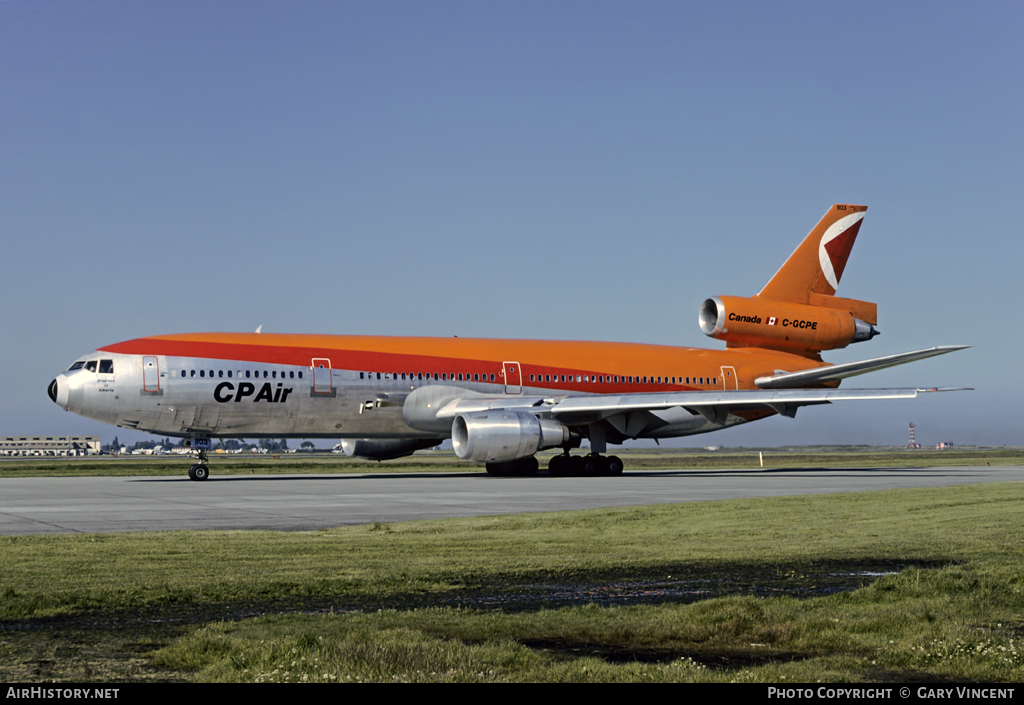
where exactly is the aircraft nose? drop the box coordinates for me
[49,375,69,410]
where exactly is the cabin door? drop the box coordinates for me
[312,358,333,394]
[143,356,160,392]
[502,361,522,395]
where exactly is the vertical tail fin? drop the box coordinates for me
[758,204,868,304]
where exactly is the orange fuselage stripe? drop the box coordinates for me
[100,333,829,391]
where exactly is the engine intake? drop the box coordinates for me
[452,411,569,464]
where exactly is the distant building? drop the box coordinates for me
[0,435,101,457]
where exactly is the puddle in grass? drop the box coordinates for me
[442,570,902,610]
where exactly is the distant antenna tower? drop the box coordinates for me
[907,422,921,449]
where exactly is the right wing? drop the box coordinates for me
[754,345,970,389]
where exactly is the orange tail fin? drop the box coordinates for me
[758,204,868,304]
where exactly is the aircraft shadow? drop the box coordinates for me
[126,465,973,483]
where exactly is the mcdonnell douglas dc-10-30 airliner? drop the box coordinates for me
[49,205,967,481]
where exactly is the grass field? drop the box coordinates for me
[0,449,1022,682]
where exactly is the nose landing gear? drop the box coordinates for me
[186,437,211,481]
[188,462,209,481]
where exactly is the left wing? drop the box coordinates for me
[754,345,969,389]
[435,386,964,425]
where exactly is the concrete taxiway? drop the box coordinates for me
[0,465,1018,535]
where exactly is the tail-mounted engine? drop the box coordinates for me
[699,295,878,355]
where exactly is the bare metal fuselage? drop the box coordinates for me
[50,347,723,443]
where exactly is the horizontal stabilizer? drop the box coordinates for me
[754,345,970,389]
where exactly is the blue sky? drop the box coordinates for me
[2,1,1020,448]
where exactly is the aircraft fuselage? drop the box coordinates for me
[49,334,816,441]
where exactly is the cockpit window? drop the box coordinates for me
[67,361,85,371]
[85,361,97,373]
[99,359,114,374]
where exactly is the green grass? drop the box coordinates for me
[152,569,1024,682]
[2,479,1024,682]
[3,483,1020,618]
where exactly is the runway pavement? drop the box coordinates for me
[0,464,1019,535]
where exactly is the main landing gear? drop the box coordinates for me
[545,423,624,476]
[186,437,211,482]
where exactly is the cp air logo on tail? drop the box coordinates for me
[818,209,866,292]
[759,204,868,304]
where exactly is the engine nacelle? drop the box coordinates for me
[452,411,569,464]
[340,438,440,461]
[699,295,877,354]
